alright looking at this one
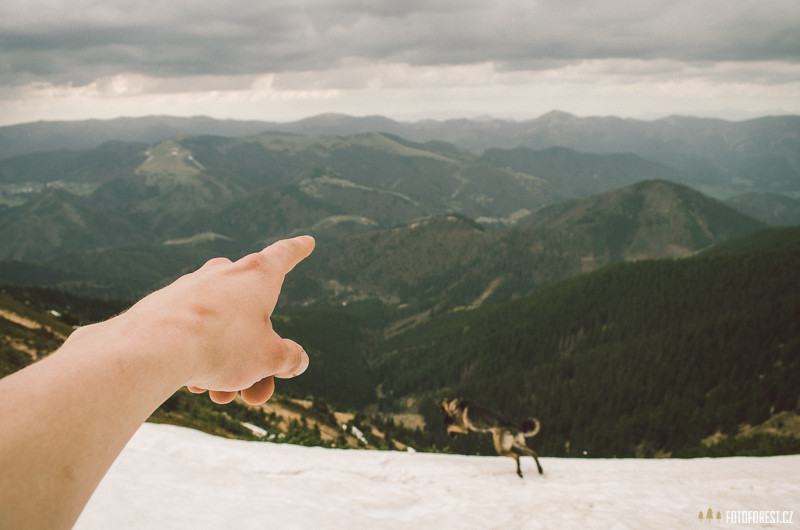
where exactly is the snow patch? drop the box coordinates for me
[240,422,267,438]
[76,423,800,529]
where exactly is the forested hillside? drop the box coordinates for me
[2,228,799,458]
[292,180,764,309]
[370,227,800,457]
[0,288,404,450]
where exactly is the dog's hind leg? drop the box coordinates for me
[513,443,544,476]
[530,450,544,475]
[493,431,525,478]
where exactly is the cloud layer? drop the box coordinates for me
[1,0,798,124]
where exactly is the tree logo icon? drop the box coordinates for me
[698,508,721,522]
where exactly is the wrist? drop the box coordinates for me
[63,311,196,400]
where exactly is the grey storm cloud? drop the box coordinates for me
[1,0,798,87]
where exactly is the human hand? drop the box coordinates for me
[117,235,315,405]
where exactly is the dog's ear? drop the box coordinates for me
[439,399,455,425]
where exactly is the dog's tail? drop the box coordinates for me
[521,418,541,437]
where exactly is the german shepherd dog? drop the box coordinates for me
[439,398,544,478]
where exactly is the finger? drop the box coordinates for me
[240,376,276,405]
[208,390,238,404]
[258,235,316,275]
[186,385,206,394]
[273,340,310,379]
[262,235,315,272]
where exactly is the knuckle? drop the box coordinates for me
[238,252,272,272]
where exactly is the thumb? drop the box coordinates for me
[272,339,310,379]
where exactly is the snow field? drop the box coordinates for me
[76,423,800,529]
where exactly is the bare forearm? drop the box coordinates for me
[0,317,190,529]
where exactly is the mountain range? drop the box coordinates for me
[2,112,799,199]
[1,114,790,301]
[1,113,798,458]
[292,180,765,309]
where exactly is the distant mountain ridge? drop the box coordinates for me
[0,131,692,261]
[298,180,764,308]
[724,192,800,226]
[1,112,798,198]
[0,116,785,304]
[1,178,765,306]
[517,180,764,261]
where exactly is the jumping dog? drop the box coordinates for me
[439,398,544,478]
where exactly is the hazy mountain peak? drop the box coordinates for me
[135,139,204,181]
[538,109,577,121]
[519,179,765,262]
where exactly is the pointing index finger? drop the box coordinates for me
[259,235,316,275]
[228,235,314,314]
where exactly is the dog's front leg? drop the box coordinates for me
[446,425,467,437]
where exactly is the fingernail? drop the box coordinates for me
[294,349,309,376]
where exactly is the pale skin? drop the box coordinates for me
[0,235,315,530]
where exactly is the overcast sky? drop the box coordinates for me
[1,0,799,126]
